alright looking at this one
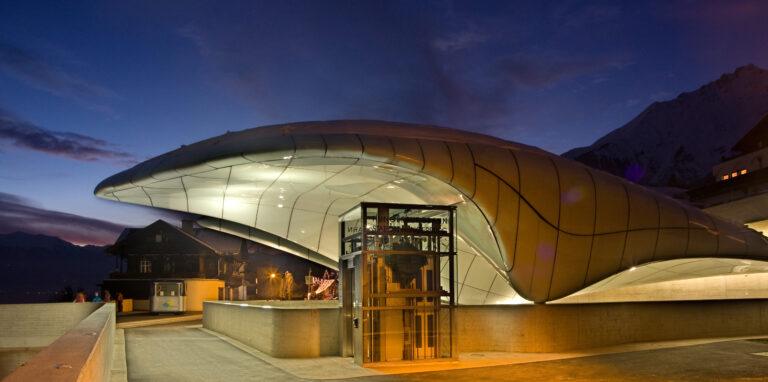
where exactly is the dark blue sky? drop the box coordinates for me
[1,0,768,244]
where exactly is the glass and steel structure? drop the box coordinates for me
[340,203,456,364]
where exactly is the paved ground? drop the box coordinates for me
[124,324,768,381]
[352,341,768,381]
[125,325,300,382]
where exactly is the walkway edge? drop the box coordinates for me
[110,329,127,382]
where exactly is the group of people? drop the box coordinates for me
[73,290,125,311]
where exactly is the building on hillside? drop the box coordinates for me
[104,219,334,311]
[689,113,768,233]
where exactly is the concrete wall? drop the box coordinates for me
[458,299,768,353]
[206,299,768,358]
[0,302,102,379]
[0,303,101,349]
[203,300,339,358]
[3,303,115,382]
[186,279,224,311]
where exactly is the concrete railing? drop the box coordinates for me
[458,299,768,353]
[203,299,768,358]
[203,300,340,358]
[3,303,115,382]
[0,302,103,379]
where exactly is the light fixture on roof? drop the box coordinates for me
[277,204,284,208]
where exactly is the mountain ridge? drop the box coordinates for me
[0,231,113,303]
[564,64,768,188]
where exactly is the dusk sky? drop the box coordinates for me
[2,1,768,245]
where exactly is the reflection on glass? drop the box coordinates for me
[341,203,456,363]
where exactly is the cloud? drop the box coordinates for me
[174,3,626,139]
[433,26,487,52]
[0,192,201,245]
[0,108,135,164]
[0,41,116,114]
[553,3,621,29]
[496,55,624,88]
[0,192,125,245]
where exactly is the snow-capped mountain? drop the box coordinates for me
[563,64,768,188]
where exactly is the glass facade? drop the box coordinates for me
[340,203,456,364]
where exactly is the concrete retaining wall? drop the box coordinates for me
[203,300,339,358]
[3,303,115,382]
[0,302,102,378]
[458,299,768,352]
[204,299,768,358]
[0,303,102,349]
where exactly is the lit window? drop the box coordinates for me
[723,174,730,180]
[741,169,747,175]
[732,172,738,178]
[140,259,152,273]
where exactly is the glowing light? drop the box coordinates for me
[240,303,248,307]
[279,195,284,199]
[723,174,730,180]
[271,273,276,278]
[741,169,748,175]
[277,204,283,208]
[629,266,637,272]
[496,295,532,305]
[732,172,738,178]
[386,185,395,189]
[282,155,292,160]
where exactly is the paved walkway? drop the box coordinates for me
[124,325,768,381]
[351,340,768,381]
[125,326,299,381]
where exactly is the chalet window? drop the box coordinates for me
[163,257,174,273]
[155,234,163,243]
[140,259,152,273]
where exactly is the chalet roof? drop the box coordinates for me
[192,228,242,254]
[106,219,221,255]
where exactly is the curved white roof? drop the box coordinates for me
[95,120,768,303]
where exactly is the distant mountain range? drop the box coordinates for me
[564,64,768,188]
[0,232,113,303]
